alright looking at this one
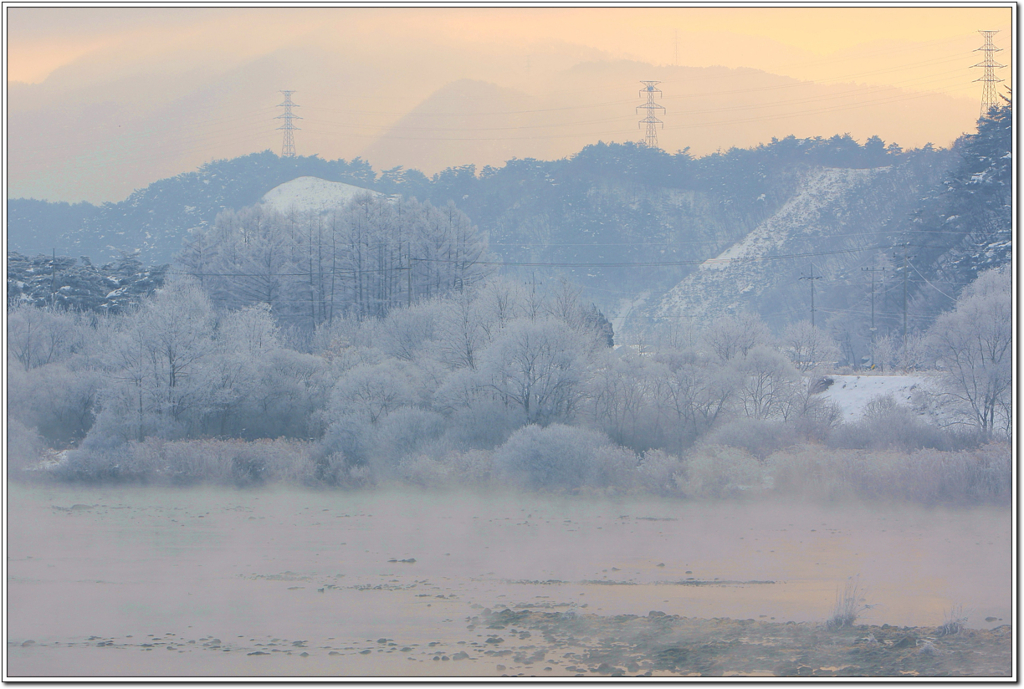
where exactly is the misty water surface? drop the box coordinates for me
[7,483,1010,677]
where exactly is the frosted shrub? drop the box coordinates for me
[7,420,45,475]
[703,418,797,459]
[589,444,641,491]
[683,444,764,498]
[322,413,374,467]
[369,407,447,469]
[769,444,1010,504]
[435,380,524,449]
[396,454,447,487]
[492,424,621,490]
[394,449,493,489]
[52,438,320,486]
[830,394,948,452]
[635,449,687,496]
[769,445,856,501]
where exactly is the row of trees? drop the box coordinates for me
[177,195,492,328]
[8,256,1010,483]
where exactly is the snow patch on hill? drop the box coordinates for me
[818,373,956,427]
[260,176,382,215]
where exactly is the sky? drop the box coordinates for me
[5,4,1015,203]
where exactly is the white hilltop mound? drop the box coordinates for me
[260,176,383,214]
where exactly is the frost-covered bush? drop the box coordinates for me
[702,418,798,459]
[7,419,45,475]
[769,445,857,501]
[770,443,1010,504]
[52,438,321,486]
[635,449,687,496]
[829,394,948,452]
[7,363,100,447]
[442,394,524,449]
[683,444,765,498]
[492,423,625,489]
[588,444,641,490]
[368,407,448,471]
[394,449,493,489]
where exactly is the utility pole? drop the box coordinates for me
[894,243,915,352]
[862,266,886,368]
[972,30,1005,118]
[800,263,823,328]
[51,248,57,308]
[407,255,414,308]
[637,81,665,149]
[276,90,301,158]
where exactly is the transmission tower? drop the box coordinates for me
[972,31,1005,118]
[637,81,665,149]
[276,90,301,158]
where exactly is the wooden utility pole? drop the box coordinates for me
[800,263,823,328]
[862,266,886,368]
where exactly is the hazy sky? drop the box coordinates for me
[5,5,1014,202]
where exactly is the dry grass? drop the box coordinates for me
[826,578,866,631]
[938,605,968,636]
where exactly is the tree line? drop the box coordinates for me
[7,185,1010,490]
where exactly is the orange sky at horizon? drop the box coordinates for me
[4,4,1014,203]
[7,5,1013,96]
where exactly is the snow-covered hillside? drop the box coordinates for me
[818,373,957,427]
[652,166,891,325]
[261,176,382,215]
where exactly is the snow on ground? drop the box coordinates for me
[260,176,382,215]
[817,373,953,426]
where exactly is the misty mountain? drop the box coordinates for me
[9,43,979,203]
[7,109,1009,353]
[8,151,378,265]
[358,79,538,175]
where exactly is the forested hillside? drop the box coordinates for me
[7,105,1010,347]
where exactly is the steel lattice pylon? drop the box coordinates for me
[637,81,665,149]
[972,31,1005,119]
[276,90,301,158]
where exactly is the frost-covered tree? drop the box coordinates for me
[652,348,738,451]
[782,320,840,373]
[178,195,493,328]
[85,278,216,443]
[585,349,667,451]
[927,266,1012,436]
[734,345,801,420]
[474,317,589,426]
[700,312,774,362]
[7,303,84,370]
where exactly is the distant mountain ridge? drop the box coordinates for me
[6,105,1010,365]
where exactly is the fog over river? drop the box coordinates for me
[6,484,1010,678]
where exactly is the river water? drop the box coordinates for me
[6,482,1011,678]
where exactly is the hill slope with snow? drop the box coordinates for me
[651,166,893,325]
[260,176,382,215]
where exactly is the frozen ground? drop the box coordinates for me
[6,484,1010,678]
